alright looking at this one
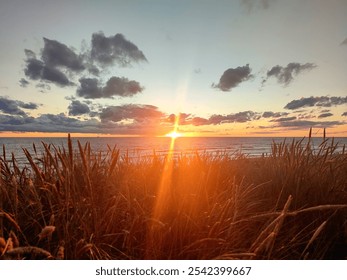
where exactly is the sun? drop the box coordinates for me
[165,131,182,139]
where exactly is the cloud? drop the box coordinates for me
[284,96,347,110]
[0,110,168,135]
[273,120,343,129]
[342,112,347,117]
[0,113,102,134]
[24,56,73,87]
[36,83,52,92]
[212,64,252,91]
[263,62,316,86]
[90,32,147,66]
[270,116,296,122]
[165,111,260,126]
[262,111,289,118]
[68,100,91,116]
[99,104,164,123]
[77,76,143,99]
[41,37,85,72]
[318,112,333,118]
[19,78,29,87]
[190,117,210,126]
[22,33,147,92]
[209,111,258,124]
[341,38,347,45]
[0,96,39,116]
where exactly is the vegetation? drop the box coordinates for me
[0,134,346,259]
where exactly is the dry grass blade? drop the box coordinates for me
[301,221,327,258]
[252,232,276,259]
[68,133,73,167]
[0,211,21,232]
[22,148,44,185]
[0,133,346,260]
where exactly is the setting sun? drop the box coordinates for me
[165,131,182,139]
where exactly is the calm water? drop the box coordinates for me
[0,137,346,165]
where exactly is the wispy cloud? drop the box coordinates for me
[19,78,29,88]
[262,111,289,118]
[284,96,347,110]
[263,62,316,87]
[318,112,333,119]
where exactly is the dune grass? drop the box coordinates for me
[0,134,346,259]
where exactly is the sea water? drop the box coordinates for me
[0,136,346,166]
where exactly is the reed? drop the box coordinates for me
[0,134,346,259]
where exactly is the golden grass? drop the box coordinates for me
[0,134,346,259]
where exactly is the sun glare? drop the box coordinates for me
[165,131,182,139]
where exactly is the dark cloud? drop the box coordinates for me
[90,32,148,66]
[210,111,258,124]
[99,104,164,123]
[318,113,333,118]
[273,120,343,129]
[24,57,72,87]
[77,76,143,99]
[19,78,29,87]
[264,62,316,86]
[262,111,288,118]
[42,37,85,72]
[212,64,252,91]
[68,100,91,116]
[0,113,102,134]
[341,38,347,45]
[284,96,347,110]
[261,112,344,129]
[165,111,266,126]
[22,32,148,95]
[0,96,39,116]
[342,112,347,117]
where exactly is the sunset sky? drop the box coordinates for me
[0,0,346,137]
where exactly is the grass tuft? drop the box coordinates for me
[0,135,346,259]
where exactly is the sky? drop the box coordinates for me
[0,0,346,137]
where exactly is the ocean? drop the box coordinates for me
[0,136,346,165]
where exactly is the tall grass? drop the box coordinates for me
[0,134,346,259]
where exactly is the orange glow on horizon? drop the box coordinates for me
[165,131,183,139]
